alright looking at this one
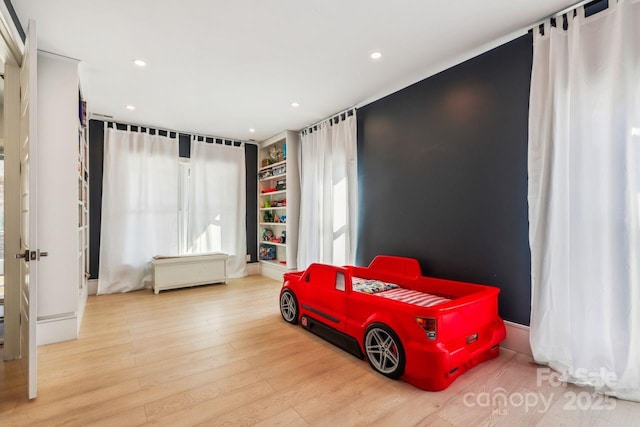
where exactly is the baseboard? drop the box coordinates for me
[88,279,98,296]
[78,285,88,331]
[37,315,78,346]
[259,261,285,281]
[246,262,260,276]
[501,320,532,356]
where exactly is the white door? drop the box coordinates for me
[17,20,38,400]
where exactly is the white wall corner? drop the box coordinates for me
[246,262,260,276]
[88,279,98,296]
[501,320,532,356]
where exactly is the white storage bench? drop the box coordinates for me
[152,252,228,294]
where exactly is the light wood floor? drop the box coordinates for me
[1,275,639,426]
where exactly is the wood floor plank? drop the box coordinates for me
[198,362,369,426]
[38,360,253,427]
[136,343,242,388]
[1,275,639,426]
[144,365,269,421]
[132,334,228,366]
[37,358,138,395]
[368,392,449,427]
[292,371,391,424]
[9,379,141,426]
[252,407,310,427]
[264,345,355,391]
[38,342,135,372]
[84,406,148,427]
[0,359,25,386]
[38,330,133,357]
[148,380,275,426]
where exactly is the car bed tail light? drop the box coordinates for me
[416,317,437,340]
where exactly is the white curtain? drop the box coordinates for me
[98,126,179,294]
[187,138,247,277]
[528,0,640,401]
[297,112,358,270]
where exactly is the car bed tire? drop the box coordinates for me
[364,323,406,379]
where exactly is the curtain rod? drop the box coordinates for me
[92,114,258,145]
[191,133,245,147]
[529,0,602,30]
[301,106,356,132]
[102,118,179,138]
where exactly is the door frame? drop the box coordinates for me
[1,1,25,360]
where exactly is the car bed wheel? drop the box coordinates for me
[364,324,405,379]
[280,290,299,324]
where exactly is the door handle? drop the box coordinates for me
[15,250,48,260]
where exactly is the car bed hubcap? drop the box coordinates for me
[280,292,296,321]
[365,328,400,374]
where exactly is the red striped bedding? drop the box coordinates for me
[375,287,451,307]
[352,277,451,307]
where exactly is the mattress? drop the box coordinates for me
[352,277,451,307]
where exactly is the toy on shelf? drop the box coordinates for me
[270,199,286,207]
[269,145,284,163]
[280,231,286,244]
[259,169,273,180]
[263,211,274,223]
[272,165,286,176]
[261,228,274,241]
[259,245,276,260]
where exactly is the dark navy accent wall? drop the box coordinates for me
[356,34,533,325]
[245,144,258,262]
[88,119,104,278]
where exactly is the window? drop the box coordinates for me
[178,158,190,254]
[335,272,345,291]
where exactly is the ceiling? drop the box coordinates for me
[12,0,577,142]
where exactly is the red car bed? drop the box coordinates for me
[278,255,506,391]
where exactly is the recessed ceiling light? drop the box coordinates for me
[370,51,383,60]
[291,102,300,108]
[249,128,256,133]
[126,105,135,110]
[133,59,147,67]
